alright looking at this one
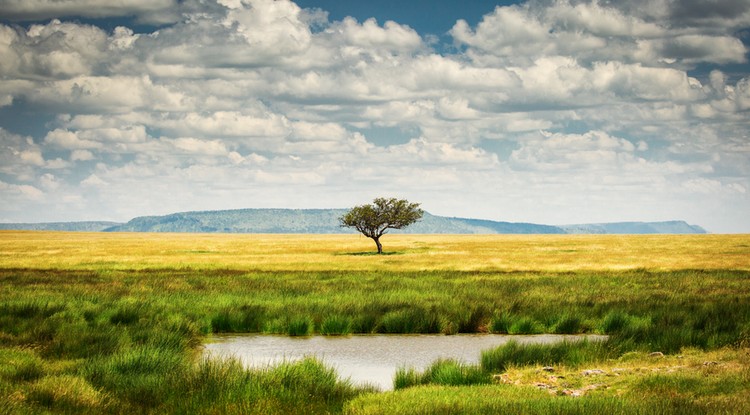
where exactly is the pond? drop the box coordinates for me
[204,334,607,390]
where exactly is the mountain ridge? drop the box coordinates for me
[0,208,707,234]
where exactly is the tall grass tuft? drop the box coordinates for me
[47,322,130,358]
[377,309,441,334]
[600,310,632,333]
[393,367,422,390]
[1,348,45,382]
[394,359,490,389]
[481,340,611,373]
[262,357,365,413]
[320,315,352,335]
[287,317,314,336]
[423,359,490,386]
[457,306,490,333]
[211,305,266,333]
[553,314,585,334]
[508,317,544,334]
[0,301,66,319]
[167,357,257,413]
[84,345,187,409]
[489,312,513,334]
[27,375,106,412]
[109,303,143,326]
[351,314,378,334]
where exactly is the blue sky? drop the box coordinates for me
[0,0,749,232]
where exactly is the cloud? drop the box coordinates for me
[44,129,102,149]
[332,17,422,51]
[640,35,747,65]
[656,0,750,29]
[0,0,180,24]
[80,173,107,187]
[152,111,290,140]
[170,137,229,156]
[510,130,641,171]
[0,179,44,202]
[0,20,110,79]
[0,0,748,231]
[27,75,191,112]
[386,138,499,166]
[0,128,47,179]
[70,149,94,161]
[451,0,747,67]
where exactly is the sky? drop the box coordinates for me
[0,0,749,233]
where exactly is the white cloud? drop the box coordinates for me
[44,129,102,149]
[28,75,191,112]
[153,111,290,139]
[39,173,60,190]
[0,128,49,180]
[0,20,111,79]
[80,173,107,187]
[511,130,642,170]
[332,17,422,52]
[291,121,348,141]
[386,138,499,166]
[170,137,229,156]
[226,0,312,52]
[0,180,44,201]
[18,149,44,166]
[545,1,664,38]
[70,149,94,161]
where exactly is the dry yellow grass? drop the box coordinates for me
[497,346,750,400]
[1,231,748,272]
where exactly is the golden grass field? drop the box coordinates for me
[1,231,749,414]
[1,231,749,272]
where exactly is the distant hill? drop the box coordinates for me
[101,209,567,234]
[104,209,349,234]
[0,209,706,234]
[101,209,703,234]
[0,221,122,232]
[560,221,707,234]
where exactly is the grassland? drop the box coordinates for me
[0,231,748,414]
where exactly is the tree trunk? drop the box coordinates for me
[374,237,383,254]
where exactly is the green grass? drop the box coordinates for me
[394,359,491,389]
[0,232,749,413]
[344,383,740,415]
[481,340,612,373]
[321,315,353,335]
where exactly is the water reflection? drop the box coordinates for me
[204,334,606,391]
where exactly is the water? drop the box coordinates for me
[204,334,606,390]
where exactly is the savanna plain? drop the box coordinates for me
[1,231,749,414]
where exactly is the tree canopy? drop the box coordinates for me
[339,197,424,254]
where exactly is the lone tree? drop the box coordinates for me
[340,197,424,254]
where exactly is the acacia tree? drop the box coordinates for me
[339,197,424,254]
